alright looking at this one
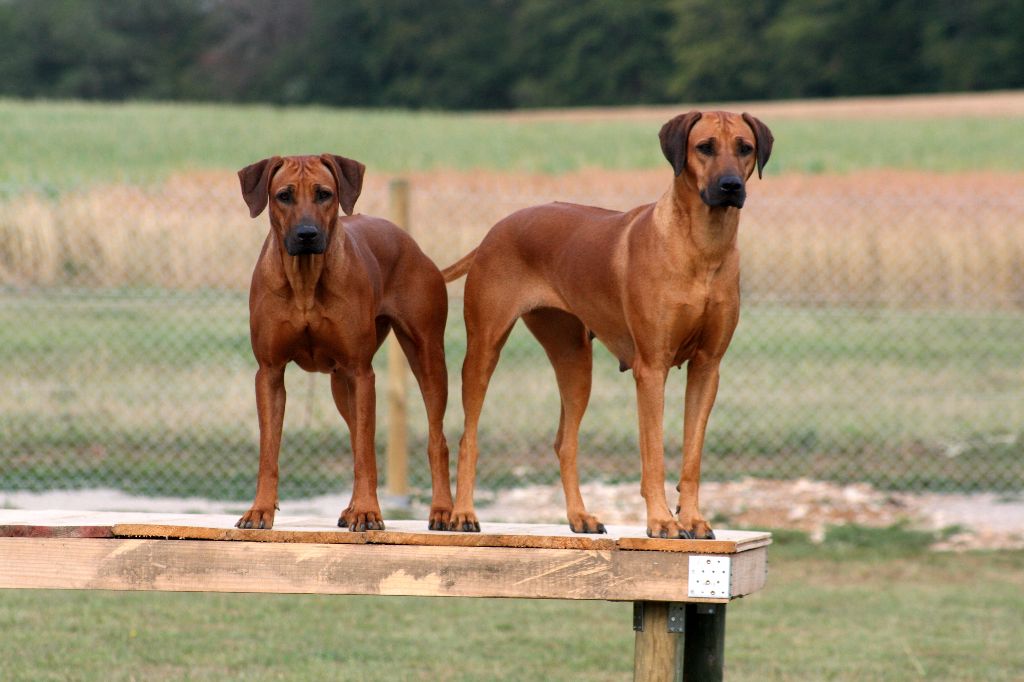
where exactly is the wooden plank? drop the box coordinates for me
[616,533,772,554]
[613,548,767,602]
[0,511,770,554]
[0,538,766,602]
[112,522,620,551]
[730,545,769,597]
[0,512,770,554]
[113,522,768,553]
[0,525,113,539]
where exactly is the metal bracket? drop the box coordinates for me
[687,555,732,599]
[633,602,687,634]
[667,603,686,633]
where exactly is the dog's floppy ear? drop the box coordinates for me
[741,113,774,179]
[659,111,702,177]
[237,156,283,218]
[320,154,366,216]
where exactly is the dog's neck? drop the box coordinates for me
[281,253,325,312]
[275,222,344,313]
[655,174,740,263]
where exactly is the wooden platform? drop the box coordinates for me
[1,510,770,680]
[0,510,769,603]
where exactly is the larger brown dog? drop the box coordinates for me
[235,154,452,531]
[443,112,772,539]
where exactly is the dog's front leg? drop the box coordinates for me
[340,366,385,531]
[634,362,685,538]
[237,365,286,529]
[675,351,720,539]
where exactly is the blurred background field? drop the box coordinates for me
[3,96,1024,187]
[2,95,1023,505]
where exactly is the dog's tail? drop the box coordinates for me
[441,248,477,282]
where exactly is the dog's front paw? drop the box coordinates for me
[645,516,689,540]
[568,511,606,534]
[447,509,480,533]
[674,507,715,540]
[236,507,275,530]
[428,506,452,531]
[338,507,385,532]
[680,518,715,540]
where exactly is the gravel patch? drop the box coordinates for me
[4,479,1022,551]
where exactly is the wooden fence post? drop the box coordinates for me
[386,178,410,499]
[633,602,684,681]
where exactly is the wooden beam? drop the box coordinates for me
[0,538,767,602]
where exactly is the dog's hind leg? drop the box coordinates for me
[522,308,604,534]
[449,292,518,532]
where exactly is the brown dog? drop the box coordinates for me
[443,112,772,539]
[235,154,452,531]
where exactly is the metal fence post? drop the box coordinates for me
[386,178,410,500]
[682,603,727,681]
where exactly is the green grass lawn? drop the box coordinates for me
[1,290,1021,498]
[1,527,1021,681]
[2,99,1023,192]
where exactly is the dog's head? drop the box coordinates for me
[237,154,366,256]
[659,111,773,209]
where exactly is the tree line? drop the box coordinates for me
[1,0,1021,109]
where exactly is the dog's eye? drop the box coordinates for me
[738,142,754,155]
[696,142,715,156]
[315,188,333,203]
[276,189,293,204]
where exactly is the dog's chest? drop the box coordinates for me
[667,277,738,366]
[286,309,347,372]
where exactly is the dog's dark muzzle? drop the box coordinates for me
[284,223,327,255]
[700,175,746,209]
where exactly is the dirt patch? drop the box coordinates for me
[475,479,1024,551]
[5,480,1022,551]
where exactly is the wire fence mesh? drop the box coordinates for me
[1,169,1022,503]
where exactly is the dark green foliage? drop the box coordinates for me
[664,0,1024,101]
[0,0,210,100]
[0,0,1022,108]
[507,0,675,107]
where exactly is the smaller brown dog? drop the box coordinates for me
[443,112,772,539]
[235,154,452,531]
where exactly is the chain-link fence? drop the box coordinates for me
[2,169,1022,502]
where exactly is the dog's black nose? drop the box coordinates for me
[718,176,743,193]
[295,224,319,241]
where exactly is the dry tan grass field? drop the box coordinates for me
[4,167,1022,309]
